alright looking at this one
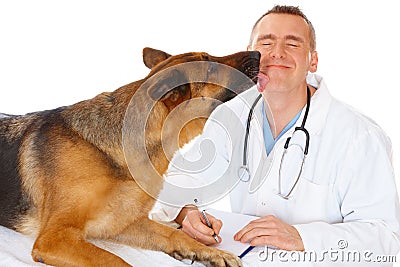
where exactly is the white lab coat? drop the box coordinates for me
[150,74,400,265]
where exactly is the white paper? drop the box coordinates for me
[207,209,260,256]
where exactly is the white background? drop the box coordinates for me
[1,0,399,264]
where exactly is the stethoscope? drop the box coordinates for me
[238,86,311,199]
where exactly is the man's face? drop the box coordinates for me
[249,14,318,93]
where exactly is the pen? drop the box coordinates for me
[200,210,220,243]
[239,245,255,259]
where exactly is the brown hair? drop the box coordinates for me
[249,5,316,51]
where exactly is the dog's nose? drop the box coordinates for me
[248,50,261,61]
[241,51,260,69]
[240,51,260,77]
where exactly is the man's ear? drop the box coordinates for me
[309,51,318,73]
[143,47,171,69]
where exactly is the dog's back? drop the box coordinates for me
[0,114,32,228]
[0,113,10,119]
[0,109,65,229]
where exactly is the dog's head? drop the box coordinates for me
[141,47,260,150]
[143,47,260,109]
[122,48,260,193]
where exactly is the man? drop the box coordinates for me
[151,5,400,261]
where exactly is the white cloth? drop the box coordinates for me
[151,73,400,266]
[0,225,271,267]
[0,226,207,267]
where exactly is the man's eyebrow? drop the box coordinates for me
[285,35,305,43]
[256,34,276,42]
[256,34,305,43]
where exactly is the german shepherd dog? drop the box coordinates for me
[0,47,259,267]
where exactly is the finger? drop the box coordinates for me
[249,234,295,251]
[184,219,220,245]
[184,210,225,245]
[185,211,221,243]
[252,215,278,223]
[196,231,222,245]
[234,220,268,241]
[234,217,281,241]
[184,211,213,235]
[250,235,280,247]
[182,220,217,244]
[239,227,278,243]
[193,213,222,244]
[192,217,216,236]
[208,214,223,235]
[234,226,248,241]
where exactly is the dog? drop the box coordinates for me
[0,47,259,267]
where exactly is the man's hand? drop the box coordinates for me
[175,206,222,245]
[234,215,304,251]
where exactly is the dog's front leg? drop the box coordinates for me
[112,217,242,267]
[32,222,132,267]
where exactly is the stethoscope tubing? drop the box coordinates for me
[240,86,311,187]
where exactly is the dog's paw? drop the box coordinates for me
[168,229,242,267]
[199,248,243,267]
[171,246,242,267]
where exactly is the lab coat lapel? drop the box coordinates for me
[248,97,272,193]
[305,74,332,135]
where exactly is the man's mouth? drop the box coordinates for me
[267,64,290,69]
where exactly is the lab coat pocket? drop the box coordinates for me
[288,178,341,224]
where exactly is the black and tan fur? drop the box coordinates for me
[0,47,259,267]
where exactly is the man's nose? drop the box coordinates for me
[269,43,286,58]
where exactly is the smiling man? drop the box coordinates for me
[248,9,318,142]
[151,5,400,265]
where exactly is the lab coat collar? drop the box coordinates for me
[304,73,332,136]
[252,73,332,140]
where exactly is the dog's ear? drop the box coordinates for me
[143,47,171,69]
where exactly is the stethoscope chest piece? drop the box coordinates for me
[238,165,250,182]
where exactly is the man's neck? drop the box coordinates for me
[263,85,315,138]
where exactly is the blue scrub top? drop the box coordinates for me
[262,101,301,155]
